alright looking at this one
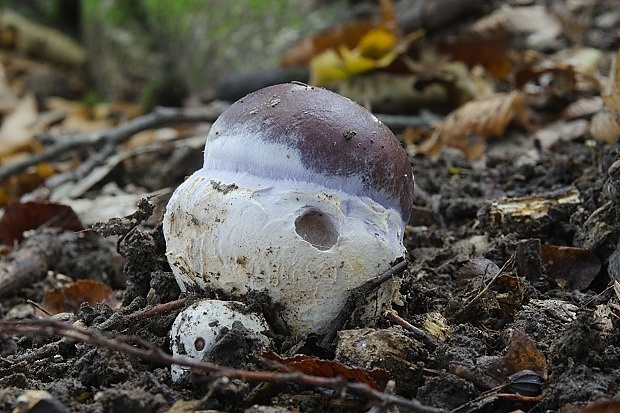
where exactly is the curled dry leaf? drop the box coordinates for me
[0,201,83,246]
[40,279,118,315]
[262,349,389,391]
[414,91,531,159]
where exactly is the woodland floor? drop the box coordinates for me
[1,1,620,413]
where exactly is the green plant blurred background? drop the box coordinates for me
[1,0,348,103]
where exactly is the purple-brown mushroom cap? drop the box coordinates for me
[204,82,414,224]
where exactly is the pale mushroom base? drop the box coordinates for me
[163,170,406,336]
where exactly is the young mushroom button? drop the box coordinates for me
[163,82,414,337]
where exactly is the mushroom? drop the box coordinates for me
[169,299,270,381]
[163,82,414,337]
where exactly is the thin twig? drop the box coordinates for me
[0,103,229,184]
[384,309,438,350]
[320,259,409,348]
[0,318,446,413]
[459,254,515,316]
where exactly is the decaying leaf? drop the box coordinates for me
[0,200,83,246]
[590,50,620,143]
[282,0,421,86]
[263,349,389,391]
[40,279,118,315]
[496,273,526,318]
[534,119,589,150]
[562,97,603,120]
[45,97,140,133]
[452,328,547,391]
[413,91,532,159]
[541,245,601,291]
[505,328,547,378]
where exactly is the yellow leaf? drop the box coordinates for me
[358,27,397,59]
[340,47,378,75]
[309,49,349,85]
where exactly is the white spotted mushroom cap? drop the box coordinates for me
[170,300,270,381]
[163,83,414,336]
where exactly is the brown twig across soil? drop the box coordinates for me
[0,317,446,413]
[0,103,230,185]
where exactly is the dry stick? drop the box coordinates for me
[320,259,409,348]
[0,103,230,184]
[384,309,438,350]
[96,298,187,332]
[0,318,446,413]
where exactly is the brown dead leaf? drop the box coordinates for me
[40,279,118,315]
[0,63,18,113]
[0,93,38,156]
[281,20,374,67]
[472,4,562,50]
[454,258,500,285]
[262,350,389,391]
[0,158,59,207]
[562,97,603,120]
[541,244,601,291]
[451,328,546,391]
[505,328,547,378]
[590,50,620,143]
[516,48,602,103]
[415,91,530,159]
[282,0,398,69]
[439,28,515,80]
[283,0,416,85]
[576,400,620,413]
[45,97,114,133]
[0,201,83,245]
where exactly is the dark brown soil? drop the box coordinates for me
[1,127,618,413]
[2,2,620,413]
